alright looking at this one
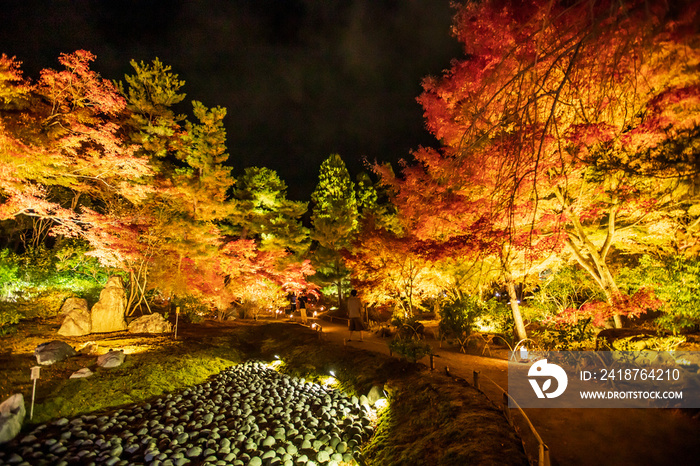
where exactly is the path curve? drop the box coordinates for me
[302,318,700,466]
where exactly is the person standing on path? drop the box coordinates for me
[347,289,364,341]
[297,294,308,324]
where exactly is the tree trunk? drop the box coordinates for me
[506,276,528,342]
[565,238,623,328]
[337,279,343,311]
[564,200,624,328]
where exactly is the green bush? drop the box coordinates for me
[533,319,595,350]
[173,294,208,323]
[529,265,604,320]
[0,248,22,300]
[0,304,21,335]
[390,314,425,339]
[389,338,433,363]
[474,299,515,345]
[611,334,686,352]
[54,238,111,284]
[619,255,700,333]
[0,244,108,324]
[438,295,487,342]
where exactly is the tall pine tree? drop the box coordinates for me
[310,154,358,308]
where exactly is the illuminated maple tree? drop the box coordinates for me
[344,228,444,317]
[380,0,700,335]
[0,51,319,319]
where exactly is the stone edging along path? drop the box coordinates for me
[0,360,375,466]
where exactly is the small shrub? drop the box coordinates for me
[0,249,21,300]
[534,318,595,350]
[438,295,487,351]
[391,314,425,339]
[0,304,21,335]
[173,295,208,323]
[475,299,515,346]
[530,265,605,320]
[389,338,432,363]
[619,255,700,334]
[611,334,686,352]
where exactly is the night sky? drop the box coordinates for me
[0,0,462,200]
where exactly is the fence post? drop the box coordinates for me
[473,370,480,390]
[538,444,551,466]
[429,354,434,370]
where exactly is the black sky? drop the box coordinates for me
[0,0,462,200]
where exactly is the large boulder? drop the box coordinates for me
[91,276,127,333]
[0,394,25,444]
[97,350,125,368]
[34,341,77,365]
[57,298,91,336]
[128,313,172,334]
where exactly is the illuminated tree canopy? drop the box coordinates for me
[0,52,315,316]
[371,0,700,336]
[1,0,699,336]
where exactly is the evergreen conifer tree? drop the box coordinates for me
[310,154,358,308]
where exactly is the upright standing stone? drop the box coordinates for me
[91,276,127,333]
[57,298,92,336]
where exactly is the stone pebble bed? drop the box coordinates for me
[0,361,376,466]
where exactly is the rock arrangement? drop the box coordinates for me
[57,276,129,337]
[90,277,127,334]
[0,361,376,466]
[57,298,91,337]
[128,314,172,334]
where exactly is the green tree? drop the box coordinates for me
[230,166,309,256]
[355,172,378,217]
[119,58,186,165]
[310,154,358,308]
[150,101,236,303]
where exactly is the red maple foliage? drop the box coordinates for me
[376,0,700,333]
[554,288,663,327]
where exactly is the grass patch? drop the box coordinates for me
[30,343,241,424]
[364,375,527,466]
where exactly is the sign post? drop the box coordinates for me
[30,366,40,420]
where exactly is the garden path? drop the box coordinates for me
[302,317,700,466]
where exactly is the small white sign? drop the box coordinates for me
[30,366,41,380]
